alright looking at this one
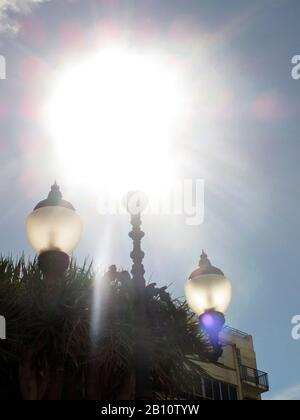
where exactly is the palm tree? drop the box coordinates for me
[0,257,212,400]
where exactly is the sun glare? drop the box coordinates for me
[45,46,184,196]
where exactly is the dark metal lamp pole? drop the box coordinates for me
[126,191,151,400]
[25,183,82,399]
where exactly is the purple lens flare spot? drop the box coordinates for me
[201,312,215,328]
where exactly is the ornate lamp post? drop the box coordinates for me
[126,191,148,293]
[26,183,82,282]
[126,191,151,399]
[185,251,232,362]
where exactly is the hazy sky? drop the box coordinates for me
[0,0,299,400]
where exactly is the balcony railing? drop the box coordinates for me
[240,365,269,392]
[223,325,250,339]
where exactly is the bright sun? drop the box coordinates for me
[45,46,184,196]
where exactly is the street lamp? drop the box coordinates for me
[26,182,82,281]
[125,191,151,400]
[185,251,232,361]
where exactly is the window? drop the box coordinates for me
[221,383,230,400]
[201,377,238,400]
[229,385,238,400]
[204,378,213,399]
[213,381,221,400]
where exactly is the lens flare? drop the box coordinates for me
[201,312,215,329]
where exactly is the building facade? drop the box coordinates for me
[195,326,269,400]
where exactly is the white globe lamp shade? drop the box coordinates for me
[26,183,82,256]
[185,251,232,316]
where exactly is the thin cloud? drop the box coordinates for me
[0,0,50,34]
[271,384,300,401]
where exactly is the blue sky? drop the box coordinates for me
[0,0,300,400]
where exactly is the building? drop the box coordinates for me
[195,325,269,400]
